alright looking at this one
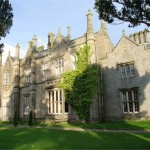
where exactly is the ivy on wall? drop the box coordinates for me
[59,45,98,120]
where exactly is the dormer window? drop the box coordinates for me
[4,72,10,86]
[55,58,63,75]
[25,69,31,83]
[42,62,48,78]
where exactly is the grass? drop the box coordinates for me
[0,127,149,149]
[32,120,150,130]
[1,120,150,130]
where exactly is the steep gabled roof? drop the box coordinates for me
[52,29,67,48]
[114,34,138,50]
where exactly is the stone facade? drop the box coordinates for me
[0,10,150,122]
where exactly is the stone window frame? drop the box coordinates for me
[118,62,135,78]
[120,87,139,114]
[3,72,10,86]
[24,95,30,115]
[55,58,64,75]
[72,54,77,70]
[41,61,48,78]
[48,88,68,115]
[25,68,31,83]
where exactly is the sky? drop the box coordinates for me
[1,0,148,64]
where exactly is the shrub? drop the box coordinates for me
[13,110,18,127]
[28,111,33,127]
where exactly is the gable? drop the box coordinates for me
[101,35,146,68]
[53,33,67,49]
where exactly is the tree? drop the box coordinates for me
[94,0,150,27]
[0,0,13,49]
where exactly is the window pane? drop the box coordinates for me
[121,66,126,78]
[129,102,133,112]
[65,101,69,113]
[52,91,54,102]
[55,59,63,75]
[122,91,126,102]
[60,90,62,101]
[123,102,128,112]
[60,102,62,113]
[128,91,132,101]
[126,65,130,77]
[24,96,30,115]
[130,64,135,76]
[133,90,138,101]
[56,91,58,101]
[134,102,139,112]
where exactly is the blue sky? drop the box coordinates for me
[1,0,148,63]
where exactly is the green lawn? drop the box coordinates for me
[1,120,150,130]
[0,127,150,149]
[32,120,150,130]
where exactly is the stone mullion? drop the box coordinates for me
[132,90,135,113]
[50,91,53,113]
[54,90,56,114]
[58,90,60,114]
[62,90,64,114]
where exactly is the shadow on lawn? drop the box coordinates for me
[0,127,150,149]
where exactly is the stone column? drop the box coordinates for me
[135,33,139,44]
[14,43,20,87]
[47,33,55,49]
[86,10,95,63]
[87,9,93,33]
[0,49,3,67]
[32,35,37,50]
[31,59,36,84]
[15,43,20,58]
[67,26,71,48]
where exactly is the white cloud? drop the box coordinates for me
[2,43,26,64]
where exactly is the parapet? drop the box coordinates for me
[129,29,149,44]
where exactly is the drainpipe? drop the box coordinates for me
[95,46,104,122]
[95,47,101,122]
[100,66,104,121]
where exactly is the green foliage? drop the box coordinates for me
[37,45,44,52]
[28,111,33,127]
[59,45,98,120]
[0,0,13,49]
[13,110,18,127]
[94,0,150,27]
[0,0,13,37]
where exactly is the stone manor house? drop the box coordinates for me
[0,10,150,122]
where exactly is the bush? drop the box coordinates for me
[28,111,33,127]
[13,110,18,127]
